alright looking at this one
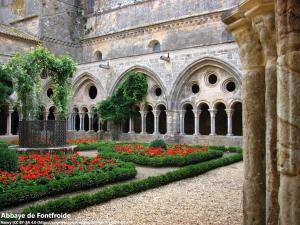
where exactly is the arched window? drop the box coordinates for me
[87,0,94,14]
[94,51,102,61]
[149,40,161,53]
[153,42,161,53]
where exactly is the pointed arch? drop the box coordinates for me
[109,65,166,97]
[170,57,242,109]
[72,72,106,97]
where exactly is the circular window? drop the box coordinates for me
[155,87,162,97]
[192,84,200,94]
[47,88,53,98]
[208,74,218,84]
[89,86,97,99]
[226,82,236,92]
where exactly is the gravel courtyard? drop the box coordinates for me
[54,161,243,225]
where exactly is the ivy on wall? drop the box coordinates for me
[95,71,148,125]
[6,47,76,120]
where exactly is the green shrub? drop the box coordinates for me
[0,141,8,148]
[149,139,167,150]
[20,153,243,223]
[0,162,136,209]
[0,147,18,172]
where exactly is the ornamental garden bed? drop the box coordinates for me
[98,143,223,167]
[0,152,136,209]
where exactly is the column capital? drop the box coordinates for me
[192,109,202,117]
[152,110,160,117]
[225,109,234,116]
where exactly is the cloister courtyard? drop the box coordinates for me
[0,0,299,224]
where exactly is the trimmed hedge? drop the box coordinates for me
[149,139,167,150]
[99,149,223,167]
[0,162,136,209]
[18,153,242,223]
[208,146,243,153]
[0,147,19,172]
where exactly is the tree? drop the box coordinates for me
[6,47,76,120]
[0,64,13,107]
[95,71,148,125]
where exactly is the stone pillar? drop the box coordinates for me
[106,121,110,132]
[88,113,93,131]
[139,111,147,134]
[209,109,216,136]
[67,114,72,131]
[227,18,266,225]
[127,116,132,134]
[166,110,173,134]
[79,113,84,131]
[248,4,279,225]
[6,109,13,135]
[275,1,300,224]
[179,110,185,135]
[193,110,200,135]
[43,111,47,121]
[153,110,160,135]
[225,109,233,136]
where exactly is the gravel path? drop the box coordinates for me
[53,161,243,225]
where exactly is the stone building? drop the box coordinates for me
[0,0,243,146]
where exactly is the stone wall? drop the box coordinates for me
[84,0,239,38]
[0,34,36,63]
[80,12,235,63]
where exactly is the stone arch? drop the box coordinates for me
[198,102,211,135]
[231,101,243,136]
[72,72,106,98]
[156,104,167,134]
[109,65,166,99]
[170,57,242,109]
[182,103,194,135]
[214,102,227,135]
[212,99,229,110]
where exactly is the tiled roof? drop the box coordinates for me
[0,24,40,42]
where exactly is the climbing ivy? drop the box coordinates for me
[95,71,148,125]
[0,64,13,107]
[6,47,76,120]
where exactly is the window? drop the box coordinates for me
[208,74,218,84]
[87,0,94,14]
[226,81,236,92]
[155,87,162,96]
[149,40,161,53]
[192,84,200,94]
[153,42,161,53]
[89,86,97,99]
[47,88,53,98]
[94,51,102,61]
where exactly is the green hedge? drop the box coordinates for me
[0,147,19,172]
[0,162,136,209]
[98,149,223,167]
[17,153,242,223]
[208,146,243,153]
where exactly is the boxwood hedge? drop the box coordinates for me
[0,162,136,209]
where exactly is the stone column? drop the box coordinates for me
[67,114,72,131]
[179,110,185,135]
[166,110,173,134]
[88,113,93,131]
[43,111,47,121]
[209,109,216,135]
[128,116,134,134]
[275,1,300,224]
[139,111,147,134]
[6,109,13,135]
[225,109,233,136]
[153,110,160,135]
[79,113,84,131]
[193,110,200,135]
[247,4,279,225]
[227,18,266,225]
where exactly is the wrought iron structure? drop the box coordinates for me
[19,120,66,148]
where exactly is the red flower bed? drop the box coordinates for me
[0,153,116,186]
[67,138,98,145]
[113,144,208,157]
